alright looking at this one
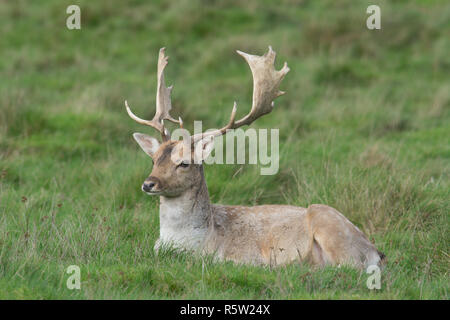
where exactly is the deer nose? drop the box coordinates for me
[142,182,155,192]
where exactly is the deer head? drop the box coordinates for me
[126,47,289,197]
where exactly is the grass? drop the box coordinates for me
[0,0,449,299]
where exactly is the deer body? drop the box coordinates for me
[153,152,382,268]
[125,47,385,269]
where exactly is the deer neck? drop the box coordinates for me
[158,167,211,249]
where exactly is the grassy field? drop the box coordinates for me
[0,0,448,299]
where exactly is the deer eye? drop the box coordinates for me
[177,161,189,168]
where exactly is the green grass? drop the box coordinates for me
[0,0,449,299]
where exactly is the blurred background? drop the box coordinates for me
[0,0,448,299]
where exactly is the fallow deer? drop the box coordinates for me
[125,47,385,269]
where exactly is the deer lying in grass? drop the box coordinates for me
[125,47,385,269]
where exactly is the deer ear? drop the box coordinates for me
[194,135,215,163]
[133,133,160,158]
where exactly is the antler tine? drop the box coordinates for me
[125,47,179,141]
[125,100,162,130]
[191,46,289,143]
[191,102,237,142]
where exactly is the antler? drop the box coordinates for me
[191,46,289,142]
[125,47,179,141]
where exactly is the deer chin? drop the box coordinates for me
[143,190,163,196]
[144,188,184,198]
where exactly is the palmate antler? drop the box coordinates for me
[125,47,180,141]
[191,46,290,142]
[126,46,289,143]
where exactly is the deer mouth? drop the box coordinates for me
[144,187,185,198]
[143,189,162,196]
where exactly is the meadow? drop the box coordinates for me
[0,0,448,299]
